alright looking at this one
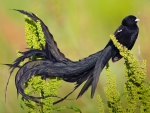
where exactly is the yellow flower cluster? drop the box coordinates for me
[21,16,61,113]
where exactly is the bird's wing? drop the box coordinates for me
[112,26,139,62]
[104,25,125,49]
[114,25,125,38]
[128,29,139,50]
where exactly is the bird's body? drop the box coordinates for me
[78,15,139,98]
[6,10,139,104]
[106,16,139,62]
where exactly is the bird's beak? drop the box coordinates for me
[135,18,140,22]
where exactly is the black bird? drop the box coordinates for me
[87,15,140,98]
[6,10,139,104]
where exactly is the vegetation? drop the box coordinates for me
[1,1,150,113]
[97,35,150,113]
[19,16,81,113]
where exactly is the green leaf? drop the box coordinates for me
[54,106,82,113]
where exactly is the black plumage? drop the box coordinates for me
[6,10,139,104]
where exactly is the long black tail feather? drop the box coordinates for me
[6,9,116,105]
[91,46,112,98]
[8,49,47,75]
[13,9,68,62]
[15,50,101,103]
[76,46,113,98]
[5,48,47,102]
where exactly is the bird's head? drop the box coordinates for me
[122,15,140,27]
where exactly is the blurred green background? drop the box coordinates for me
[1,0,150,113]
